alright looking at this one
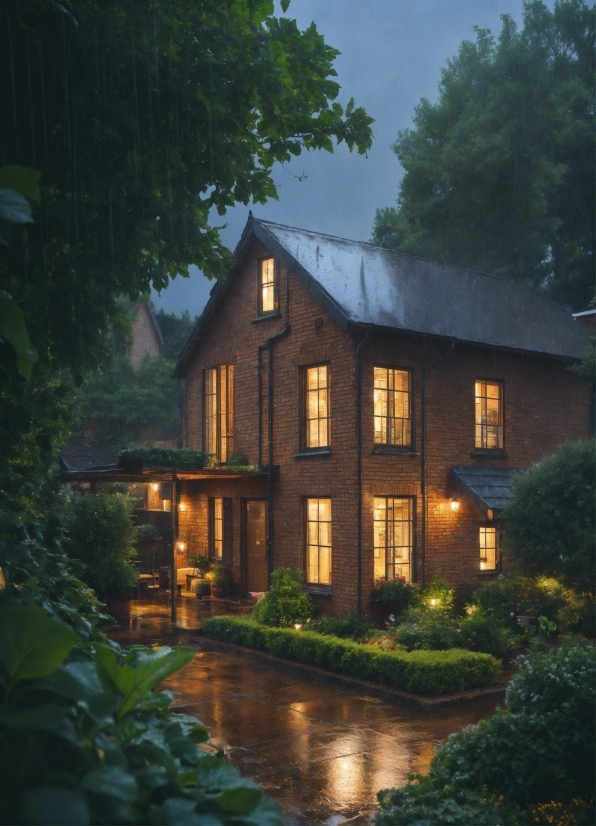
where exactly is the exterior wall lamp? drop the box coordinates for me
[178,502,186,511]
[450,497,459,511]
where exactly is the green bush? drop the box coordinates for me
[251,568,314,628]
[136,523,161,542]
[66,492,138,599]
[0,604,282,825]
[417,578,455,612]
[471,575,568,633]
[457,611,512,658]
[394,609,460,651]
[201,616,501,695]
[372,577,419,611]
[376,644,596,825]
[309,612,376,639]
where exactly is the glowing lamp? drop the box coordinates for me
[294,622,303,630]
[151,483,159,492]
[429,598,438,608]
[178,502,186,511]
[450,497,459,511]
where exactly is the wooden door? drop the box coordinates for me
[245,500,268,593]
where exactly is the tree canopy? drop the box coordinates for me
[0,0,373,379]
[372,0,594,310]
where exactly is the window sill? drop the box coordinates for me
[252,311,281,323]
[305,584,332,596]
[372,445,418,456]
[294,449,331,459]
[478,568,500,576]
[471,450,508,459]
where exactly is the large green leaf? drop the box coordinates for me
[0,702,67,730]
[218,785,263,814]
[20,786,90,826]
[236,793,284,825]
[0,605,78,682]
[0,299,39,380]
[160,797,207,825]
[81,766,138,801]
[0,165,41,203]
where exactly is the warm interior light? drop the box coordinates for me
[450,497,459,511]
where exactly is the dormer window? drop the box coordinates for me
[258,256,278,315]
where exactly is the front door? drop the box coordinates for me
[245,500,268,593]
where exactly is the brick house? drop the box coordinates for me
[172,216,590,616]
[129,299,162,369]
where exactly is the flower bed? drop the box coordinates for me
[200,616,501,695]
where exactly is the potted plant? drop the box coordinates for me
[206,564,225,598]
[371,576,419,623]
[189,553,210,577]
[194,579,211,600]
[66,491,140,621]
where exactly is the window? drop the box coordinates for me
[258,256,278,315]
[479,526,498,571]
[475,380,503,449]
[305,498,332,584]
[204,364,234,462]
[304,365,330,448]
[373,497,414,581]
[374,367,411,446]
[209,497,223,559]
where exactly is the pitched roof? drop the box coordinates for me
[59,436,118,472]
[451,466,522,515]
[174,217,588,374]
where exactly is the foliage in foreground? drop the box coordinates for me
[201,616,500,695]
[0,604,281,826]
[502,440,595,596]
[376,644,595,825]
[251,568,314,627]
[371,0,595,310]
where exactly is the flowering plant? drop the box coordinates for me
[372,576,418,610]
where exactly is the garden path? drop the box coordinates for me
[110,608,500,825]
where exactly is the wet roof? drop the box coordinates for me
[451,466,522,515]
[174,217,588,375]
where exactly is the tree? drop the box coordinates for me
[371,0,594,311]
[502,440,595,595]
[153,306,198,362]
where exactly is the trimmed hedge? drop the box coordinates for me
[200,616,501,695]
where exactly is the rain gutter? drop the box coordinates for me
[356,326,370,614]
[420,340,456,586]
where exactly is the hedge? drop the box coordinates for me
[200,617,501,695]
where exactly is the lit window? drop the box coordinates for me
[259,257,277,315]
[304,365,330,448]
[204,364,234,462]
[373,497,414,581]
[209,497,223,559]
[374,368,411,445]
[475,380,503,449]
[479,526,498,570]
[306,498,332,584]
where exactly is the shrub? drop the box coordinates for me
[136,523,161,542]
[471,574,568,633]
[418,578,454,612]
[372,577,419,612]
[0,604,282,825]
[394,609,460,651]
[201,616,501,695]
[251,568,314,627]
[309,612,376,639]
[457,611,512,658]
[376,644,596,824]
[502,439,595,595]
[66,492,138,599]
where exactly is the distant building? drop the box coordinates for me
[129,300,163,369]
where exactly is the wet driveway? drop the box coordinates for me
[110,610,500,825]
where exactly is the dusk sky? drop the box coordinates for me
[151,0,545,317]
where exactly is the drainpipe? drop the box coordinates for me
[170,472,177,624]
[356,326,370,614]
[265,269,290,577]
[420,340,456,586]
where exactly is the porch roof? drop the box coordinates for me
[59,466,268,483]
[451,466,523,517]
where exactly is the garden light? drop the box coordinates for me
[294,621,303,630]
[429,598,438,608]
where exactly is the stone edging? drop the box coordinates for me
[177,627,508,709]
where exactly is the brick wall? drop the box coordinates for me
[130,301,161,369]
[180,237,592,616]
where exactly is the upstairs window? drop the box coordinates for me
[479,526,498,570]
[475,380,503,450]
[204,364,234,463]
[373,497,414,582]
[305,498,332,585]
[258,256,278,315]
[374,368,412,446]
[304,365,330,448]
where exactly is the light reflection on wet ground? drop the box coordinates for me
[110,608,502,825]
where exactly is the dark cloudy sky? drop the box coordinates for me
[152,0,542,317]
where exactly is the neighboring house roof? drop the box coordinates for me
[451,466,522,516]
[174,217,588,375]
[572,308,596,332]
[59,436,118,472]
[129,300,163,369]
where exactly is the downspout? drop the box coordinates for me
[355,326,370,614]
[266,269,290,577]
[420,340,456,586]
[170,472,177,624]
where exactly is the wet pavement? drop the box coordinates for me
[110,602,502,825]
